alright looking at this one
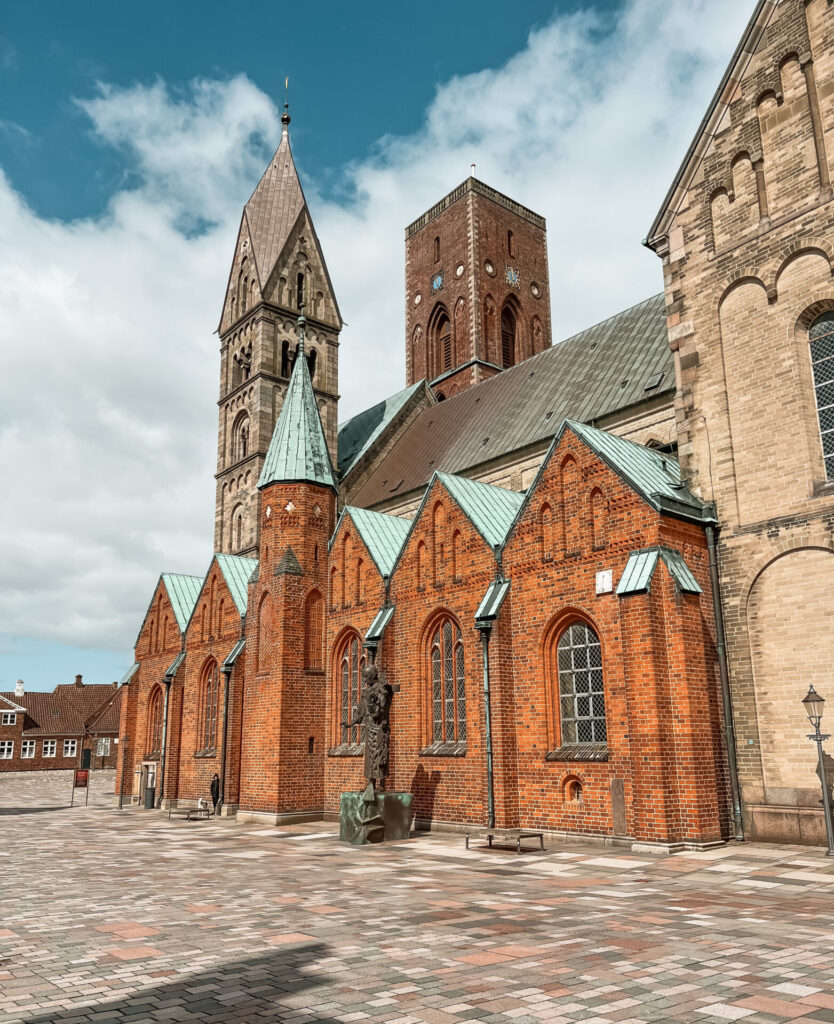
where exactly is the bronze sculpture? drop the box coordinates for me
[344,662,394,787]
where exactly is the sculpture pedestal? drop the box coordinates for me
[340,787,413,845]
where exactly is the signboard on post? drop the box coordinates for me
[70,769,90,807]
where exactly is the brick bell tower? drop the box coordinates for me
[238,309,336,821]
[214,103,342,558]
[405,176,552,400]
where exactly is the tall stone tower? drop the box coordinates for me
[215,105,341,556]
[405,177,551,400]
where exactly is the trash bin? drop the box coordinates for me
[144,786,156,809]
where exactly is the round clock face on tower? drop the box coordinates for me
[484,260,495,276]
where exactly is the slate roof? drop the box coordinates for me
[436,473,525,550]
[244,129,306,289]
[338,507,412,578]
[0,684,119,737]
[349,294,672,508]
[338,381,427,479]
[161,573,204,633]
[259,335,338,491]
[215,554,259,616]
[562,420,714,523]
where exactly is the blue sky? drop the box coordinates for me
[0,1,752,692]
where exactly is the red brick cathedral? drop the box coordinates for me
[119,1,834,851]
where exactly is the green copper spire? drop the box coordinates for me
[258,307,337,491]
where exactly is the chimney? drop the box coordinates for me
[74,674,83,688]
[14,679,24,697]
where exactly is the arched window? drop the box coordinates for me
[231,506,244,552]
[556,622,606,745]
[200,660,219,752]
[432,503,445,583]
[147,686,163,757]
[429,618,466,743]
[305,590,324,670]
[330,565,338,608]
[297,272,305,309]
[810,312,834,479]
[339,634,363,744]
[257,593,274,672]
[507,229,514,256]
[483,295,496,363]
[433,235,440,263]
[216,599,225,639]
[355,558,363,604]
[501,305,516,368]
[341,534,352,606]
[306,347,317,382]
[451,530,462,581]
[162,615,170,651]
[432,310,452,375]
[281,340,290,378]
[232,412,249,463]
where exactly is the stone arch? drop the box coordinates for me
[743,545,834,799]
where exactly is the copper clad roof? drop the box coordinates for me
[351,294,671,509]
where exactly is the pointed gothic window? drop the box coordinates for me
[507,229,515,256]
[433,236,440,263]
[297,272,305,309]
[200,660,219,752]
[306,347,317,382]
[432,311,451,376]
[501,305,516,368]
[146,686,163,757]
[339,634,363,745]
[281,340,290,378]
[428,618,466,743]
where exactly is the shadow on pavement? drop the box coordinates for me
[20,942,332,1023]
[0,806,72,815]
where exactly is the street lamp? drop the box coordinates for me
[802,685,834,856]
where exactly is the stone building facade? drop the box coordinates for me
[646,0,834,845]
[118,0,834,849]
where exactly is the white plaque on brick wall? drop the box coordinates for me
[596,570,613,595]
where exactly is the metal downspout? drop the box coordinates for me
[706,523,744,841]
[219,665,232,812]
[156,678,171,809]
[478,625,496,830]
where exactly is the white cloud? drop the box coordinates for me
[0,0,750,652]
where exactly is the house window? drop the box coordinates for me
[201,661,220,752]
[96,737,111,757]
[339,635,363,744]
[1,712,16,725]
[21,740,35,759]
[0,741,13,759]
[63,739,78,758]
[809,312,834,479]
[43,740,56,758]
[429,619,466,742]
[556,622,606,744]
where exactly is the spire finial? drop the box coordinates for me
[296,302,306,358]
[282,76,291,134]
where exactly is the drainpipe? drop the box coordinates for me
[706,522,744,841]
[156,677,172,809]
[476,623,496,830]
[219,664,232,812]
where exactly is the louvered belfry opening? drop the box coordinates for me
[501,305,516,368]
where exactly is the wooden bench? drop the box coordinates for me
[465,828,545,854]
[167,805,212,821]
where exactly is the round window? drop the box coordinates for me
[455,263,464,278]
[484,260,495,277]
[531,282,541,298]
[414,292,422,306]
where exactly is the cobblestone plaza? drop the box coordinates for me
[2,771,834,1024]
